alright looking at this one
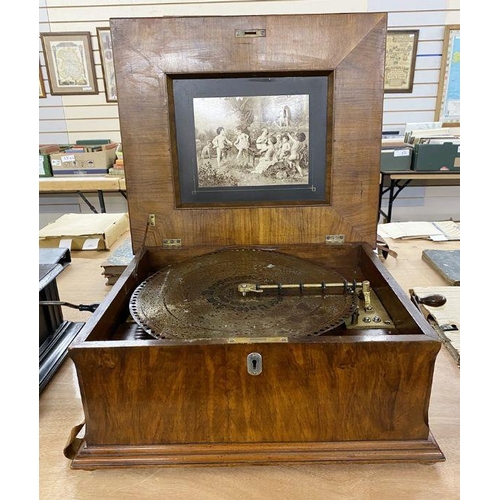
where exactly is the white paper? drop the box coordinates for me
[394,149,410,157]
[429,234,448,242]
[378,221,442,239]
[58,239,72,250]
[378,221,460,241]
[405,122,442,133]
[82,238,100,250]
[432,221,460,240]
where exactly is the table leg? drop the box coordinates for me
[76,191,98,214]
[387,180,396,223]
[97,190,106,213]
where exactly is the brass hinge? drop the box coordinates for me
[325,234,345,245]
[162,238,182,248]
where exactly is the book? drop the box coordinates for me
[108,167,125,176]
[76,139,112,145]
[100,238,133,284]
[422,249,460,285]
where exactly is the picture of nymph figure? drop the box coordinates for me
[192,94,310,188]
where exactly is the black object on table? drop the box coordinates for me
[39,248,84,394]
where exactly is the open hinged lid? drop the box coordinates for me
[111,13,387,253]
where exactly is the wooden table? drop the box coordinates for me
[39,176,127,213]
[379,171,460,223]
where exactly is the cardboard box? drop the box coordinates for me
[380,144,413,171]
[39,144,62,177]
[39,213,129,251]
[50,143,118,176]
[411,142,460,171]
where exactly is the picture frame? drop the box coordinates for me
[39,64,46,98]
[96,27,117,102]
[384,30,419,93]
[40,32,99,96]
[169,74,330,207]
[435,25,460,126]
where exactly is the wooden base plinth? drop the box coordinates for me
[71,435,444,469]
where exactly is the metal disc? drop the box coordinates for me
[129,248,356,340]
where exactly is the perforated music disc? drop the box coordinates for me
[129,248,356,340]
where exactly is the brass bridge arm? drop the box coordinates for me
[238,280,370,297]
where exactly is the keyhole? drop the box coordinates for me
[247,353,262,375]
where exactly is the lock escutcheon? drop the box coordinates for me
[247,352,262,375]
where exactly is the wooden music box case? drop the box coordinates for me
[65,13,445,469]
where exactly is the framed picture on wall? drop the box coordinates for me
[39,64,46,98]
[435,25,460,126]
[96,28,117,102]
[384,30,419,93]
[40,32,99,96]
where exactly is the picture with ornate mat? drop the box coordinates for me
[384,30,419,93]
[170,74,330,206]
[40,32,98,96]
[96,27,117,102]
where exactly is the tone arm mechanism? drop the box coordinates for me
[238,280,373,312]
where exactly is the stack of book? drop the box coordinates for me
[403,127,460,146]
[100,237,133,285]
[108,143,124,177]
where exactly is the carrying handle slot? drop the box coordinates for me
[235,29,266,38]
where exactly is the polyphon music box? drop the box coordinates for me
[65,13,445,468]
